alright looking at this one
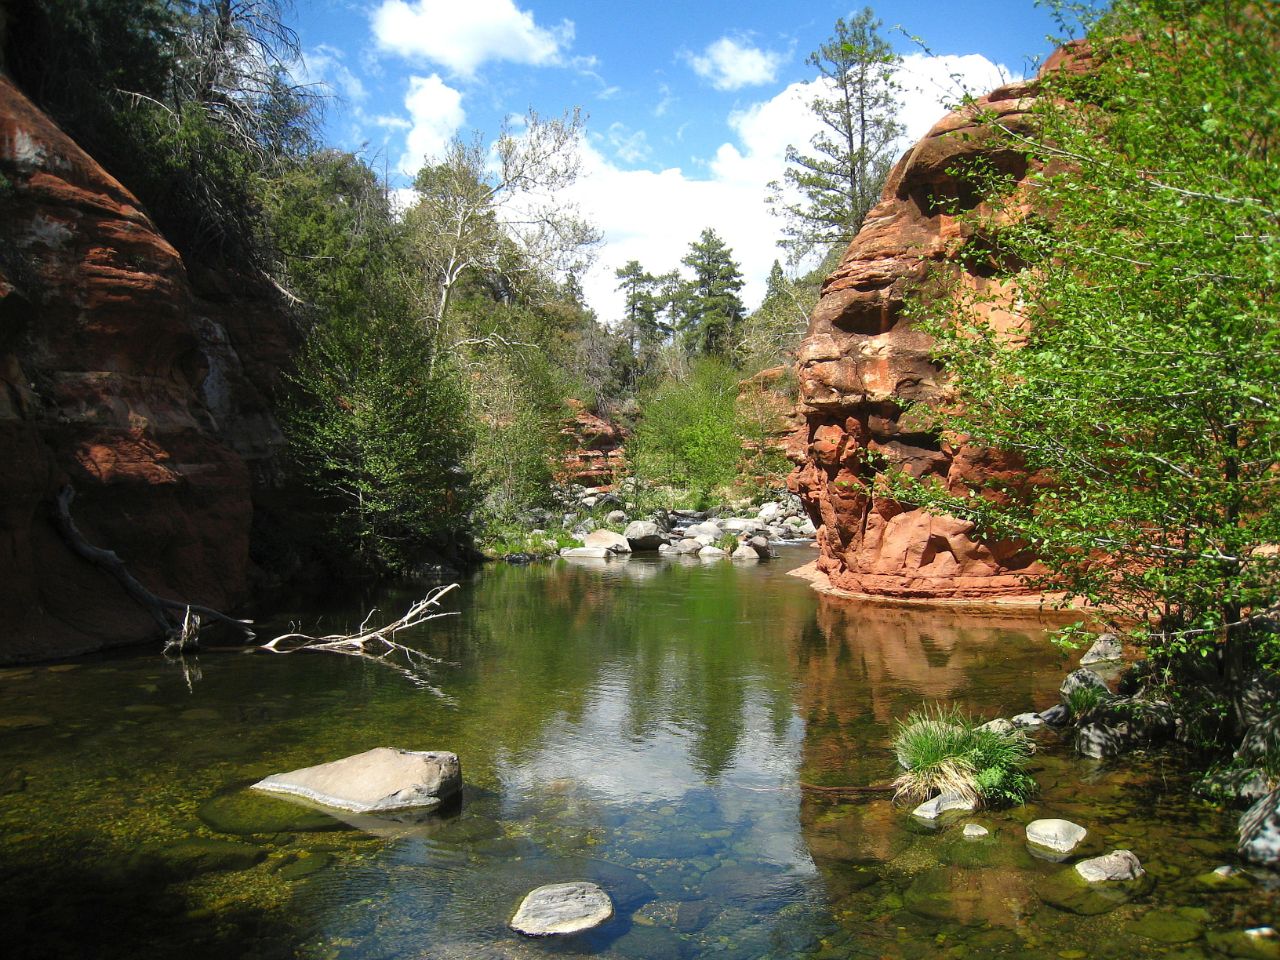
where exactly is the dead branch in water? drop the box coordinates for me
[52,484,256,645]
[259,583,460,696]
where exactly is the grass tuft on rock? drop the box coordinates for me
[892,704,1037,808]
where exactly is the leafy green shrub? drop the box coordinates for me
[892,705,1036,807]
[629,358,744,498]
[1065,684,1106,719]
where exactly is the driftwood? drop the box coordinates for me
[51,485,256,645]
[800,782,895,796]
[259,583,460,696]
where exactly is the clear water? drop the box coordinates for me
[0,548,1272,959]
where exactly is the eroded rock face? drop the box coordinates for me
[787,47,1089,600]
[558,399,625,486]
[0,75,291,662]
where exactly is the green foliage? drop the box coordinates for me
[896,0,1280,687]
[630,358,745,498]
[767,7,903,262]
[1065,684,1106,719]
[676,229,746,358]
[893,705,1037,807]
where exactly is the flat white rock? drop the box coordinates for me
[583,529,631,553]
[1026,818,1088,853]
[510,882,613,936]
[253,748,461,813]
[1075,849,1144,882]
[560,546,610,558]
[912,792,976,820]
[962,823,990,839]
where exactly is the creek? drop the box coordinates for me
[0,547,1266,959]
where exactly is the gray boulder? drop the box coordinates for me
[912,792,975,820]
[510,882,613,936]
[623,521,668,551]
[583,529,631,554]
[560,546,611,559]
[1026,818,1088,855]
[1075,849,1144,882]
[730,543,759,561]
[977,718,1016,735]
[1239,787,1280,867]
[1012,712,1045,728]
[1061,668,1112,702]
[253,748,462,813]
[686,521,722,538]
[1076,697,1175,759]
[605,510,628,525]
[674,538,703,555]
[699,545,727,560]
[757,502,781,521]
[1080,633,1124,665]
[657,543,677,556]
[962,823,990,838]
[746,535,773,559]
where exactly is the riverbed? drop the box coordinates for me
[0,547,1268,958]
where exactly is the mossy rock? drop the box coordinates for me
[134,838,266,875]
[902,868,987,926]
[1035,866,1152,916]
[1194,870,1255,893]
[1128,909,1204,944]
[1205,929,1280,959]
[198,788,346,836]
[0,715,53,733]
[272,850,333,881]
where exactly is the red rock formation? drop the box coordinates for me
[558,399,626,486]
[0,75,291,661]
[788,46,1088,601]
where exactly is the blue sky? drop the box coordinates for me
[290,1,1066,320]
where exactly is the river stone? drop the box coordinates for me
[605,510,627,525]
[1035,867,1148,916]
[623,521,667,550]
[136,838,266,875]
[1194,866,1254,892]
[699,545,727,559]
[272,850,333,880]
[1238,787,1280,867]
[510,882,613,936]
[560,546,610,558]
[1039,703,1071,726]
[1012,712,1044,728]
[583,529,631,554]
[730,543,759,561]
[746,535,772,558]
[1129,909,1204,944]
[912,792,976,821]
[674,538,702,555]
[1060,668,1112,702]
[1081,633,1124,665]
[1027,819,1088,854]
[1206,928,1280,960]
[199,788,346,835]
[1076,849,1144,882]
[657,543,677,556]
[963,823,990,839]
[978,718,1015,735]
[253,747,462,813]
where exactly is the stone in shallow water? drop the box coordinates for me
[1036,867,1150,916]
[253,747,462,813]
[1081,633,1124,665]
[1239,787,1280,868]
[977,717,1015,735]
[912,793,976,821]
[1128,909,1204,944]
[962,823,989,839]
[199,788,347,835]
[510,881,613,936]
[560,546,610,558]
[1075,849,1144,882]
[1027,818,1087,854]
[136,838,265,875]
[1207,928,1280,960]
[1060,668,1112,702]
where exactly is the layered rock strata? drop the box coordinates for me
[558,399,625,486]
[0,75,291,661]
[787,46,1087,600]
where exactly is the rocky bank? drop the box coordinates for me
[0,75,293,662]
[787,45,1090,601]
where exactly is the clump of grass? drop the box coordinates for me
[1065,684,1106,718]
[892,704,1037,808]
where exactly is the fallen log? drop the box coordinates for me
[51,484,256,644]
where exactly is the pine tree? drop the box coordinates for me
[768,8,902,261]
[678,228,745,359]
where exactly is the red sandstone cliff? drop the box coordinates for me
[0,75,293,661]
[558,399,626,486]
[787,46,1089,601]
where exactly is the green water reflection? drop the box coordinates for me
[0,549,1268,959]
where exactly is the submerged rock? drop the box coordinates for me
[1194,866,1255,892]
[510,881,613,936]
[1206,927,1280,960]
[1026,818,1088,855]
[253,747,462,814]
[1075,849,1144,882]
[1128,909,1204,944]
[1036,866,1150,916]
[962,823,990,839]
[198,788,346,835]
[135,838,265,875]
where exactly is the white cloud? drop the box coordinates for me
[603,123,651,165]
[297,45,368,104]
[371,0,573,77]
[571,52,1016,324]
[688,36,785,91]
[398,74,466,175]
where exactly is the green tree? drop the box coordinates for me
[768,8,902,261]
[677,228,746,359]
[898,0,1280,713]
[737,256,830,370]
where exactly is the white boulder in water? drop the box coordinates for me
[253,748,461,813]
[510,882,613,936]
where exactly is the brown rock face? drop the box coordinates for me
[0,75,291,661]
[558,399,626,486]
[788,48,1087,600]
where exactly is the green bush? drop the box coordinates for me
[892,705,1036,807]
[629,358,744,498]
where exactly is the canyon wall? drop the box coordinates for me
[787,47,1086,601]
[0,75,293,662]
